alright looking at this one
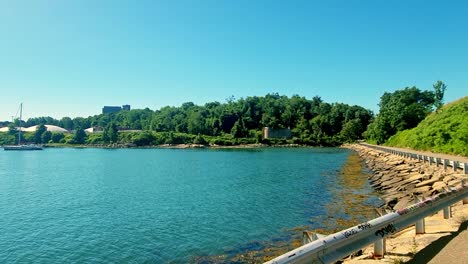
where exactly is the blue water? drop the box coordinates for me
[0,147,369,263]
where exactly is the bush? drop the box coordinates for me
[50,133,65,143]
[193,134,208,145]
[86,133,104,144]
[131,132,156,146]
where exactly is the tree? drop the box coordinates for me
[7,123,18,135]
[59,117,73,130]
[340,119,363,143]
[231,118,248,138]
[41,131,52,143]
[72,127,87,144]
[433,80,447,111]
[103,122,118,143]
[365,86,435,144]
[51,133,65,143]
[34,124,47,143]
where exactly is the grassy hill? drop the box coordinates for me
[385,96,468,156]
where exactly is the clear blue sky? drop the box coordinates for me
[1,0,467,121]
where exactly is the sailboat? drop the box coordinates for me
[3,103,43,151]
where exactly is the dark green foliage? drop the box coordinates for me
[50,133,65,143]
[365,86,436,144]
[7,123,18,135]
[72,128,87,144]
[340,119,363,143]
[386,97,468,156]
[1,93,374,147]
[0,132,15,145]
[21,132,34,144]
[34,124,47,143]
[103,122,118,143]
[41,131,52,143]
[231,118,248,138]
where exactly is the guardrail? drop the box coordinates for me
[359,143,468,174]
[265,183,468,264]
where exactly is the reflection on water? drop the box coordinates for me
[315,151,380,233]
[196,150,380,263]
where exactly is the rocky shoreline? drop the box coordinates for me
[344,144,467,211]
[338,144,468,263]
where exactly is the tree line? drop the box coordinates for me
[1,81,447,147]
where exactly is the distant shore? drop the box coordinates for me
[42,143,319,149]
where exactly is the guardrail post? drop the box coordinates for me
[415,197,425,234]
[302,231,312,245]
[436,158,441,167]
[464,163,468,174]
[429,157,433,165]
[444,159,449,170]
[463,198,468,205]
[416,217,426,234]
[453,161,459,172]
[373,208,386,258]
[374,238,385,258]
[443,206,452,219]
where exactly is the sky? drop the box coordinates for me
[1,0,467,121]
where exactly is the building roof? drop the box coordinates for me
[24,125,69,133]
[0,127,27,132]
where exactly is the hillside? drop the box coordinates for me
[385,96,468,156]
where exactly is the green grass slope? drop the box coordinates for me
[385,96,468,156]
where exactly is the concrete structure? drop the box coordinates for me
[85,127,103,133]
[263,127,292,139]
[102,105,131,114]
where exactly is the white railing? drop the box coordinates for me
[265,183,468,264]
[359,143,468,174]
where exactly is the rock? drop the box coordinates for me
[415,178,441,188]
[393,197,412,210]
[432,181,447,192]
[447,179,462,187]
[412,186,431,195]
[381,177,404,187]
[407,173,425,182]
[443,176,455,184]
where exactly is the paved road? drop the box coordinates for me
[428,228,468,264]
[406,221,468,264]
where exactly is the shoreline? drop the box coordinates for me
[342,143,467,263]
[41,143,327,149]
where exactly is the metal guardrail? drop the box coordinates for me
[265,183,468,264]
[359,143,468,174]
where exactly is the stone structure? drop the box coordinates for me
[263,127,292,139]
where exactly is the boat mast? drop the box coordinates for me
[18,103,22,145]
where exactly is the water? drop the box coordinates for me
[0,147,377,263]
